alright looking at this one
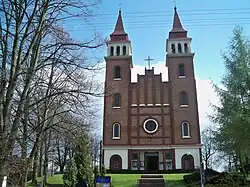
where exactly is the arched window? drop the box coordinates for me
[123,46,126,56]
[181,121,190,137]
[178,63,185,77]
[113,123,120,139]
[114,66,121,79]
[113,93,121,107]
[171,44,176,54]
[178,43,182,53]
[110,46,114,56]
[179,91,188,106]
[116,46,120,56]
[184,43,188,53]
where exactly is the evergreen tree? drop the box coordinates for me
[63,159,77,187]
[212,27,250,181]
[74,136,93,185]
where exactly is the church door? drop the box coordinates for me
[145,152,159,171]
[181,154,194,170]
[110,155,122,170]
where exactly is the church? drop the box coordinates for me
[102,7,201,171]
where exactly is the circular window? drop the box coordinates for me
[143,119,158,134]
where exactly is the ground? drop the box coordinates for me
[46,174,64,187]
[30,173,186,187]
[108,174,186,187]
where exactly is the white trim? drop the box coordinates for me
[180,105,189,108]
[112,123,120,139]
[139,104,146,106]
[155,104,161,106]
[163,103,170,106]
[103,145,202,150]
[147,104,153,106]
[182,136,191,139]
[181,121,190,138]
[113,78,121,81]
[175,148,200,169]
[143,119,159,134]
[104,149,128,169]
[131,104,137,107]
[113,106,121,109]
[178,76,186,79]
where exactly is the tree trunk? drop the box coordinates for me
[32,146,39,184]
[239,153,247,182]
[43,132,49,184]
[20,167,28,187]
[38,140,44,177]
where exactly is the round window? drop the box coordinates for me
[143,119,158,134]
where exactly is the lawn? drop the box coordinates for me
[42,173,187,187]
[108,173,187,187]
[27,176,44,187]
[47,174,64,185]
[108,174,141,187]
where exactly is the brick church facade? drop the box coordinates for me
[102,7,202,171]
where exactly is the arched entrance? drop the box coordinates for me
[181,154,194,170]
[110,154,122,170]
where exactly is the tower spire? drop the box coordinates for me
[169,7,187,39]
[110,9,129,41]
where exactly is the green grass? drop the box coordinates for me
[164,174,187,187]
[42,173,187,187]
[27,176,44,187]
[108,174,141,187]
[47,174,64,185]
[108,174,187,187]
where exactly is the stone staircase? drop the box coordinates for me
[138,174,165,187]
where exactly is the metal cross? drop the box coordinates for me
[144,56,154,69]
[119,3,122,11]
[173,0,176,8]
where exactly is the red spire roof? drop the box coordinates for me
[110,10,129,42]
[169,7,187,39]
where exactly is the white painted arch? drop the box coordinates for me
[104,149,128,169]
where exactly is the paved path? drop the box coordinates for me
[47,184,63,187]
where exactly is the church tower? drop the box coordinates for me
[103,10,132,170]
[167,7,201,163]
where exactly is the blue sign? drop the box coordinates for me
[95,176,111,183]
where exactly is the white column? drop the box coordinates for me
[182,43,185,53]
[2,176,7,187]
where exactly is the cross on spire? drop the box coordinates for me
[173,0,176,8]
[145,56,154,69]
[119,3,122,12]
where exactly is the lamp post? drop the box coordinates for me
[199,149,204,187]
[99,140,103,175]
[186,152,204,187]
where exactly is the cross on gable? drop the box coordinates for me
[144,56,154,69]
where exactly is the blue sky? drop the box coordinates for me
[62,1,250,132]
[64,0,250,85]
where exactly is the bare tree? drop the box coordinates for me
[201,126,217,170]
[0,0,104,186]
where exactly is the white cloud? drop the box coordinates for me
[95,61,219,133]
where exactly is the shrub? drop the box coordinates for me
[183,170,200,184]
[205,172,250,186]
[184,169,220,185]
[100,166,106,176]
